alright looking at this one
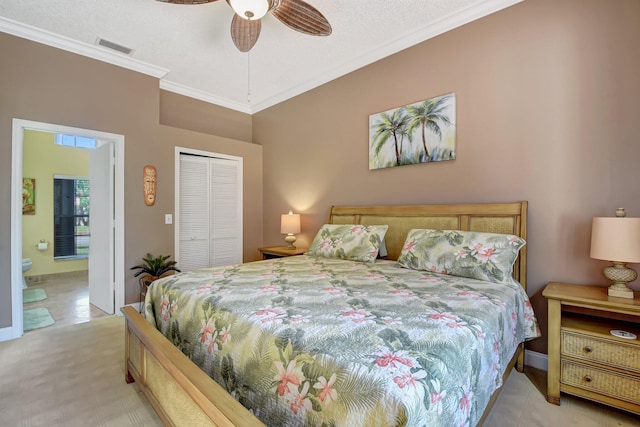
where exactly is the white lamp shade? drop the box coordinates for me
[590,217,640,263]
[281,211,301,234]
[229,0,270,20]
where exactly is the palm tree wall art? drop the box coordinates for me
[369,93,456,170]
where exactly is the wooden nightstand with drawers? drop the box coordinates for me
[543,282,640,414]
[258,246,307,260]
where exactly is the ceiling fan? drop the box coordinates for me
[157,0,332,52]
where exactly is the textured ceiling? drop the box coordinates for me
[0,0,521,113]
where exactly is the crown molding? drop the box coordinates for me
[0,16,169,79]
[249,0,523,113]
[163,0,516,116]
[160,80,252,114]
[1,0,522,115]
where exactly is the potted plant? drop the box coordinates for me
[131,253,181,293]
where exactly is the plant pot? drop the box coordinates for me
[139,275,158,295]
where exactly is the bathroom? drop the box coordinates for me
[21,130,108,331]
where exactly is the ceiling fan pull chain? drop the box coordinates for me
[247,51,251,103]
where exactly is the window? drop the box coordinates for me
[55,134,97,149]
[53,176,90,259]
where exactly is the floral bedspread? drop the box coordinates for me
[144,255,540,427]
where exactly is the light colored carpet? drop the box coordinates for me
[23,307,55,331]
[485,368,640,426]
[0,316,161,427]
[0,317,638,426]
[23,288,47,303]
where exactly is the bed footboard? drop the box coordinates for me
[121,306,265,427]
[122,305,524,427]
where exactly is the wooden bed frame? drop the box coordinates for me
[122,201,528,426]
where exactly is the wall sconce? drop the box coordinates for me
[590,208,640,299]
[281,210,301,249]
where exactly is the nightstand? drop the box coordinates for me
[258,246,307,260]
[543,282,640,414]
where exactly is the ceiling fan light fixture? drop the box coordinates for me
[229,0,270,20]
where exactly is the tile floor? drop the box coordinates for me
[24,270,110,331]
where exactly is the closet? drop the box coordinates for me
[177,152,242,271]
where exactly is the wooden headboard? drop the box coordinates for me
[327,202,528,291]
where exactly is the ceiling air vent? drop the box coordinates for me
[95,37,134,55]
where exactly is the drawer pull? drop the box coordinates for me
[583,375,592,383]
[583,346,592,353]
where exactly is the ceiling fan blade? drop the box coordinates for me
[230,14,262,52]
[271,0,331,36]
[156,0,217,4]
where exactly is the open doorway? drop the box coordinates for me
[9,119,125,339]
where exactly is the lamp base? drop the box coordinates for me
[608,284,635,299]
[284,234,297,250]
[603,262,637,299]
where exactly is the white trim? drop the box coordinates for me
[0,2,521,114]
[0,16,168,80]
[122,302,141,314]
[9,121,24,340]
[160,0,523,114]
[175,146,244,163]
[0,326,15,341]
[4,119,125,342]
[160,80,252,115]
[174,147,244,267]
[248,0,524,113]
[53,174,89,180]
[525,349,548,371]
[114,139,126,314]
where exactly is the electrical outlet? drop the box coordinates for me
[164,214,173,225]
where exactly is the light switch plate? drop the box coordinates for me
[164,214,173,225]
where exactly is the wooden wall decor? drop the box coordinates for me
[143,165,157,206]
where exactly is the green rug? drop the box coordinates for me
[23,288,47,303]
[24,308,55,331]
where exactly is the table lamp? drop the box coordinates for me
[281,210,301,249]
[590,208,640,299]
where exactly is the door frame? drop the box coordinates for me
[174,146,243,268]
[8,118,125,340]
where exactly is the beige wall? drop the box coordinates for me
[2,0,639,357]
[22,130,89,276]
[160,90,252,143]
[0,33,262,329]
[253,0,640,354]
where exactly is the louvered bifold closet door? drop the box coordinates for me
[179,155,210,271]
[209,158,241,267]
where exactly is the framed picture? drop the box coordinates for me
[23,178,36,215]
[369,93,456,170]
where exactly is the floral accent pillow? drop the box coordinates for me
[305,224,389,263]
[397,229,526,284]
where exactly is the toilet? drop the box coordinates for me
[22,258,32,289]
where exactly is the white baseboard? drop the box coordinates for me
[119,302,142,315]
[0,326,13,342]
[0,325,20,342]
[525,349,548,371]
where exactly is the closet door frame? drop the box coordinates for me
[174,147,243,269]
